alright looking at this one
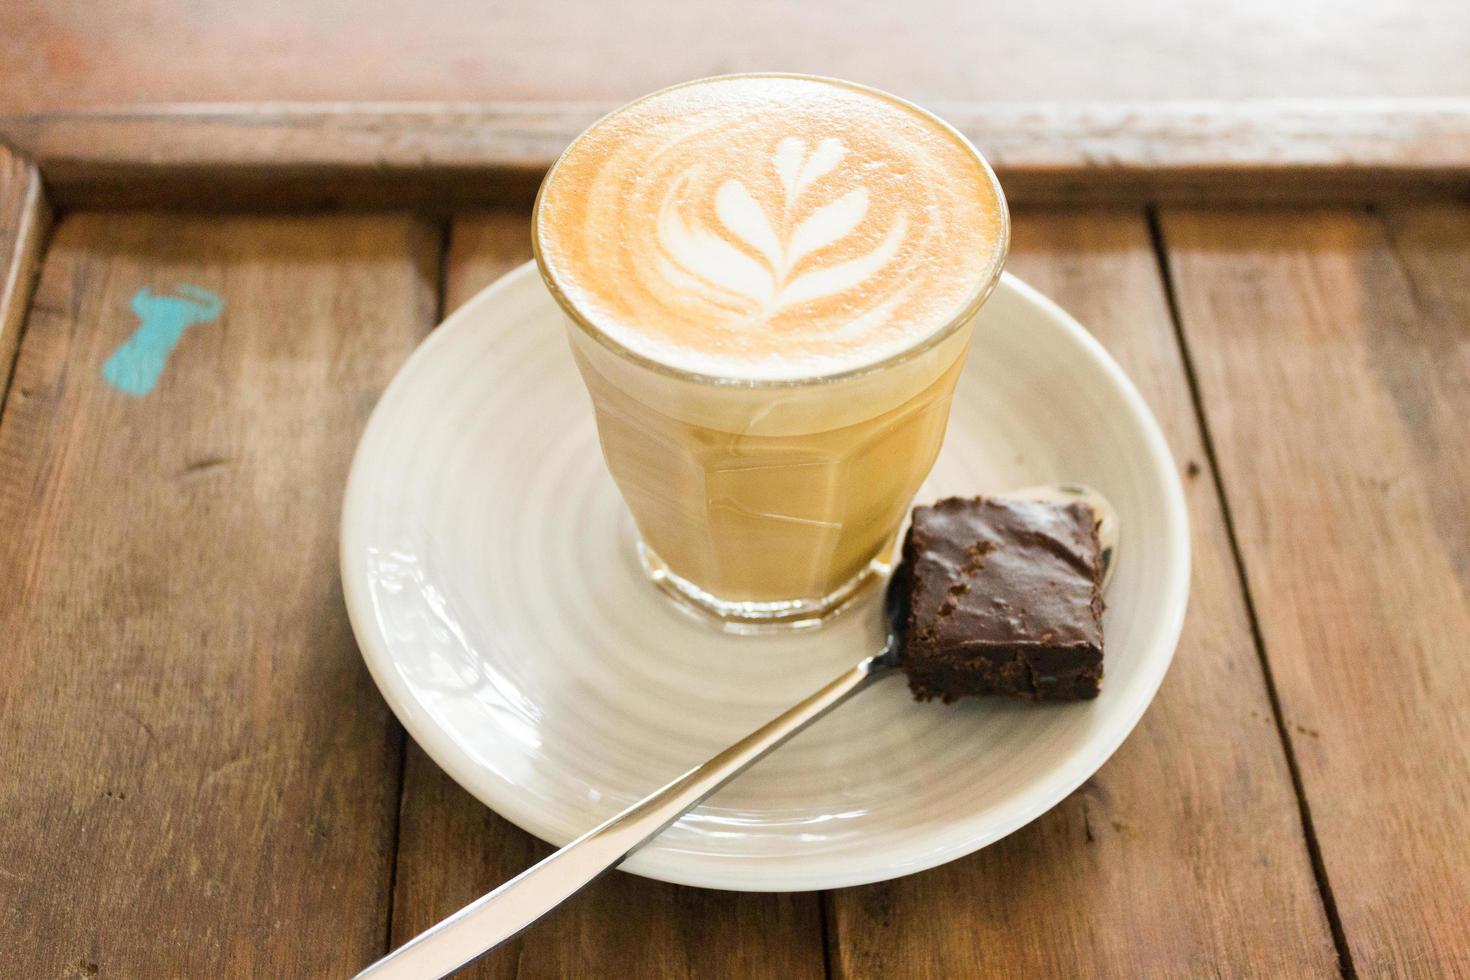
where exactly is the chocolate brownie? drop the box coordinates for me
[899,496,1104,702]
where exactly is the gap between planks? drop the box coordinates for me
[1160,204,1470,975]
[1144,206,1357,980]
[380,214,454,964]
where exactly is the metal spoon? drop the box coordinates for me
[355,484,1119,980]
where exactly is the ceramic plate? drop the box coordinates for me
[340,264,1189,891]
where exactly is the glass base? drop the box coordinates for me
[635,540,891,634]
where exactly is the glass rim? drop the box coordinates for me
[530,71,1011,390]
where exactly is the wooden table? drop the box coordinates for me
[1,105,1468,978]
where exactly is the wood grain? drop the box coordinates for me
[5,0,1470,111]
[0,143,50,405]
[383,211,828,979]
[826,211,1341,978]
[3,101,1469,210]
[0,213,439,975]
[1160,206,1470,977]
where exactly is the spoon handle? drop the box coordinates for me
[355,657,888,980]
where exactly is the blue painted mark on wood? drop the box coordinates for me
[103,285,224,396]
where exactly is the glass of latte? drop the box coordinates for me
[533,74,1009,628]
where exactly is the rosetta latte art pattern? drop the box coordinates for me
[658,137,909,325]
[536,76,1007,379]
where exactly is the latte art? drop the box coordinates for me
[658,137,909,322]
[535,75,1007,380]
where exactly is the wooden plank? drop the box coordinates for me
[3,101,1469,210]
[0,213,439,975]
[5,0,1470,112]
[826,210,1341,977]
[0,143,50,404]
[385,211,828,979]
[1160,206,1470,976]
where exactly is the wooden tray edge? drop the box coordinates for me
[0,145,52,403]
[3,99,1470,210]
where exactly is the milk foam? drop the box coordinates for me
[535,75,1007,381]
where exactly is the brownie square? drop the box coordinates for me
[899,496,1105,702]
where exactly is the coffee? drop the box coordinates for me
[535,75,1008,626]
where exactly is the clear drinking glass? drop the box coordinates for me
[533,75,1009,629]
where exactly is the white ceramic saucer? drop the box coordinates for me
[340,264,1189,892]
